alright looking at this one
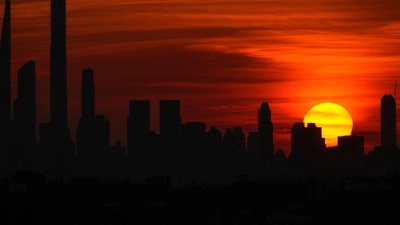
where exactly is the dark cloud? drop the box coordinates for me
[81,45,288,86]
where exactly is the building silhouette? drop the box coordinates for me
[290,122,325,164]
[337,135,364,159]
[160,100,181,141]
[12,61,36,172]
[127,100,150,157]
[223,127,246,150]
[258,102,274,160]
[181,122,206,137]
[49,0,75,178]
[50,0,68,139]
[381,94,396,149]
[0,0,11,177]
[77,69,95,174]
[207,126,222,142]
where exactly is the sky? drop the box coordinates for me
[3,0,400,154]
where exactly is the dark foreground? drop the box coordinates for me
[1,171,400,225]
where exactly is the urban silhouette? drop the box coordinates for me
[1,0,400,224]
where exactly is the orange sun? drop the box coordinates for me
[303,102,353,147]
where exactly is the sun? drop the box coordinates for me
[303,102,353,147]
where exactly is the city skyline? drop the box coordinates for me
[1,1,400,223]
[3,0,400,154]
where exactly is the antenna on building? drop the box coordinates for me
[394,79,397,101]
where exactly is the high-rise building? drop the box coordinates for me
[258,102,274,160]
[13,61,36,143]
[81,68,95,121]
[207,126,222,142]
[381,94,396,149]
[77,68,95,162]
[127,100,150,156]
[0,0,11,176]
[0,0,10,125]
[160,100,181,140]
[12,61,36,171]
[50,0,75,178]
[290,122,325,162]
[50,0,68,138]
[337,135,364,159]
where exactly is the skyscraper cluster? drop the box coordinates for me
[0,1,399,184]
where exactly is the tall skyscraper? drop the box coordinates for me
[160,100,181,140]
[0,0,11,176]
[50,0,68,138]
[258,102,274,160]
[77,68,95,162]
[381,94,396,148]
[12,61,36,171]
[50,0,75,178]
[0,0,10,125]
[13,61,36,141]
[127,100,150,156]
[81,68,95,121]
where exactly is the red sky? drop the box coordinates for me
[3,0,400,155]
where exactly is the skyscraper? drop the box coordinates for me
[127,100,150,156]
[50,0,68,138]
[12,61,36,171]
[14,61,36,141]
[258,102,274,160]
[289,122,325,162]
[50,0,75,178]
[160,100,181,140]
[0,0,10,125]
[0,0,11,176]
[77,69,95,162]
[381,94,396,148]
[81,68,95,121]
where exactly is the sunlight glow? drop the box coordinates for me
[303,102,353,147]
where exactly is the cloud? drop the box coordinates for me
[80,44,287,85]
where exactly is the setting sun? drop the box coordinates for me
[303,103,353,147]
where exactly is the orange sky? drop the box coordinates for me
[3,0,400,154]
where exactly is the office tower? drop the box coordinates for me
[81,68,95,121]
[127,100,150,156]
[160,100,181,140]
[290,122,325,161]
[0,0,10,125]
[50,0,67,138]
[381,94,396,149]
[77,69,95,162]
[12,61,36,170]
[0,0,11,175]
[258,102,274,160]
[49,0,75,178]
